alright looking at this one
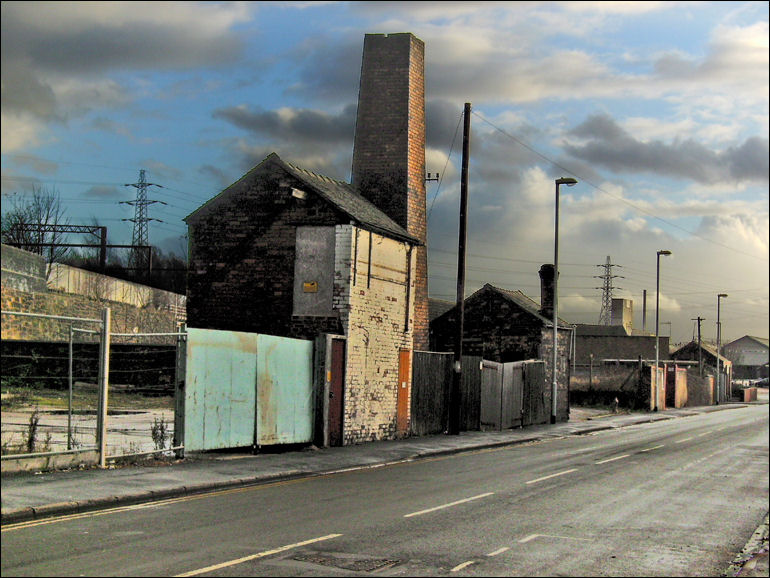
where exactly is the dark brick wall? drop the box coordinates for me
[430,291,543,362]
[574,335,666,364]
[186,163,344,339]
[352,33,428,350]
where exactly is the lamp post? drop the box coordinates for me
[654,249,672,411]
[717,293,728,403]
[551,176,577,424]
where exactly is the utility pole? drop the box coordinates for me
[691,316,705,376]
[121,169,165,279]
[449,102,471,436]
[595,255,623,325]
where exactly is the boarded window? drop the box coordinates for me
[293,226,335,316]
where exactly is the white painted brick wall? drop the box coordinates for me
[334,226,415,444]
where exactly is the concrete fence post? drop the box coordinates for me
[97,307,111,467]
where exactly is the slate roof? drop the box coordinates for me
[726,335,769,349]
[185,153,419,245]
[433,283,572,329]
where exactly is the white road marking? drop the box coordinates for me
[451,561,476,572]
[595,454,630,465]
[697,431,713,437]
[525,469,577,485]
[487,547,509,556]
[404,492,494,518]
[675,437,694,444]
[174,534,342,577]
[640,444,664,452]
[518,533,592,543]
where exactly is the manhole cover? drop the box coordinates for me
[293,553,399,572]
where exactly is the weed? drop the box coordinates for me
[151,414,169,451]
[24,408,41,454]
[1,433,24,456]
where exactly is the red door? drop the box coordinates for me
[397,349,411,435]
[329,339,345,447]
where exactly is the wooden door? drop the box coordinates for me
[329,339,345,446]
[397,349,411,435]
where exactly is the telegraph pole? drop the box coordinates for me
[121,169,165,279]
[692,316,705,376]
[449,102,471,436]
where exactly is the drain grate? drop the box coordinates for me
[292,552,399,572]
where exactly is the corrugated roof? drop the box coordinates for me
[186,153,419,245]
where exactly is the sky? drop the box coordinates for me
[1,1,768,347]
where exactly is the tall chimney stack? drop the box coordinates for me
[352,33,428,349]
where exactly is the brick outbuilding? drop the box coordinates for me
[185,33,429,445]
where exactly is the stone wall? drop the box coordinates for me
[1,245,179,344]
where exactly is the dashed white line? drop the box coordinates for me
[525,469,577,485]
[451,561,476,572]
[174,534,342,577]
[518,533,592,543]
[697,431,713,437]
[487,547,509,556]
[404,492,494,518]
[675,437,693,444]
[595,454,630,465]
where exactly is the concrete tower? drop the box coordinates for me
[352,33,429,350]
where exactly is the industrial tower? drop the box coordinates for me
[595,255,624,325]
[121,169,164,277]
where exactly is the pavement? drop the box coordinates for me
[2,400,768,577]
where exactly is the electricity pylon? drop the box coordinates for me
[120,169,165,277]
[595,255,624,325]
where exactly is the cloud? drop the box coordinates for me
[0,1,252,150]
[212,104,357,145]
[565,114,769,184]
[82,185,120,199]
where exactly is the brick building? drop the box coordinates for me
[185,33,428,444]
[428,266,574,422]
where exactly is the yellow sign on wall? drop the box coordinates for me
[303,281,318,293]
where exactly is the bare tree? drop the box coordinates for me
[1,186,71,278]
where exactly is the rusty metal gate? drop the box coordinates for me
[183,328,314,452]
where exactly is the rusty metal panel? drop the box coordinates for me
[256,334,314,446]
[184,328,257,452]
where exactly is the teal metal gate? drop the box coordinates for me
[184,328,314,452]
[256,334,314,446]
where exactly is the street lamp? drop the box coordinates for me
[654,249,672,411]
[717,293,728,404]
[551,176,577,425]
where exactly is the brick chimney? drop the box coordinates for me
[539,264,556,319]
[352,33,428,349]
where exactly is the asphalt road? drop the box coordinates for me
[1,404,767,577]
